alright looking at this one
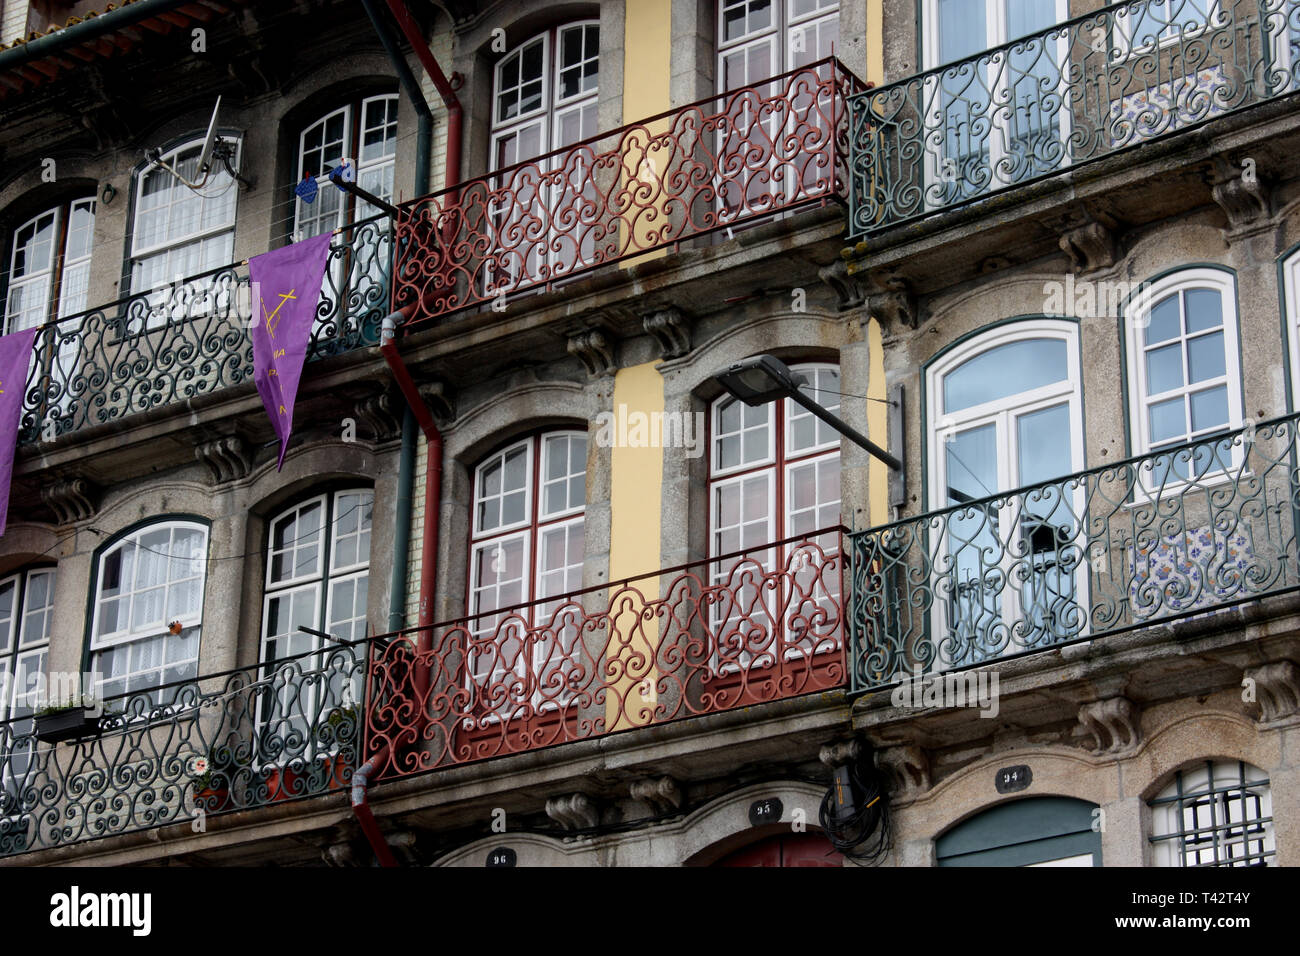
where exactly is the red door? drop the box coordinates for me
[714,832,843,867]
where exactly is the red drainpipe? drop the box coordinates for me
[385,0,462,191]
[353,1,456,865]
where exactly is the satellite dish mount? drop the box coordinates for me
[148,96,252,190]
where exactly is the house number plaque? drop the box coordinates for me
[748,797,783,826]
[485,847,517,867]
[995,765,1032,794]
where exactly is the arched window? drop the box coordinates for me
[1280,247,1300,410]
[0,566,55,721]
[708,362,843,673]
[937,796,1102,866]
[488,22,600,290]
[717,0,839,91]
[492,23,599,169]
[130,137,239,297]
[467,431,587,718]
[925,321,1085,665]
[261,488,373,674]
[89,521,208,704]
[4,198,95,334]
[1149,759,1274,866]
[293,95,398,241]
[1124,267,1243,480]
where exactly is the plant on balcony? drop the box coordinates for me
[319,704,360,793]
[189,747,245,813]
[32,699,103,744]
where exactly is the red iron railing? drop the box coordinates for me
[392,58,865,324]
[365,530,848,779]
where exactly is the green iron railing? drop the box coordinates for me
[849,414,1300,691]
[0,643,365,858]
[15,215,391,445]
[848,0,1300,237]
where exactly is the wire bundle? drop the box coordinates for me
[819,755,891,865]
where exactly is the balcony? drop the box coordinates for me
[847,0,1300,238]
[391,58,864,324]
[15,215,391,446]
[366,531,847,779]
[848,415,1300,691]
[0,644,365,858]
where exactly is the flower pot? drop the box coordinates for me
[33,708,101,744]
[193,787,230,812]
[263,766,303,803]
[322,752,351,793]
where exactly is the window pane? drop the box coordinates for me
[1145,294,1181,345]
[1187,330,1226,383]
[943,339,1068,413]
[1016,403,1071,486]
[1145,342,1183,394]
[1189,385,1228,432]
[1149,396,1186,443]
[1184,289,1222,333]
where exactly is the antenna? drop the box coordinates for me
[196,96,222,176]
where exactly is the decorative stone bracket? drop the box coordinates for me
[1210,156,1270,233]
[642,308,692,360]
[41,477,100,525]
[1244,660,1300,723]
[874,743,930,796]
[1059,220,1118,274]
[195,436,253,485]
[545,792,600,831]
[1077,696,1141,755]
[628,775,683,815]
[567,328,617,378]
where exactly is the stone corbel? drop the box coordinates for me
[818,259,866,312]
[1210,156,1270,233]
[1077,696,1140,755]
[1243,660,1300,723]
[863,273,918,331]
[1059,220,1118,274]
[419,381,456,424]
[41,477,100,525]
[545,792,600,831]
[874,743,930,796]
[195,435,254,485]
[567,328,617,378]
[353,388,404,442]
[642,307,692,360]
[628,776,683,815]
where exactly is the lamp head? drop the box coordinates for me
[712,355,807,407]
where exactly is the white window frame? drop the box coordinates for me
[258,489,374,764]
[4,198,97,336]
[129,137,240,317]
[88,520,208,703]
[293,93,399,241]
[1123,267,1244,483]
[1281,247,1300,410]
[466,430,588,724]
[707,362,843,671]
[919,0,1071,206]
[0,568,55,722]
[487,22,601,295]
[925,321,1087,668]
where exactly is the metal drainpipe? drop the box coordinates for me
[358,0,436,866]
[384,0,462,190]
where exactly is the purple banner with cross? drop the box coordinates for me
[249,232,333,470]
[0,327,37,536]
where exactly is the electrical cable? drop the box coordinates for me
[819,754,891,865]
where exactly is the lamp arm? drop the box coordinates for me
[783,387,903,471]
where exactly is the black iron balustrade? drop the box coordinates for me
[0,643,365,858]
[848,0,1300,237]
[16,215,391,446]
[849,414,1300,691]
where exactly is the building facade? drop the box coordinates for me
[0,0,1295,867]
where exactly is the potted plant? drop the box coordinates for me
[33,698,103,744]
[320,704,360,792]
[189,748,243,812]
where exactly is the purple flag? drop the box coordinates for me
[249,232,333,470]
[0,327,37,537]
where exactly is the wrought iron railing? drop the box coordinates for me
[848,0,1300,237]
[0,643,365,858]
[849,415,1300,692]
[17,215,391,445]
[393,58,864,324]
[366,530,847,779]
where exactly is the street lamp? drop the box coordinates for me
[713,355,904,473]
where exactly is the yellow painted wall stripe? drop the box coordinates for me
[606,361,666,729]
